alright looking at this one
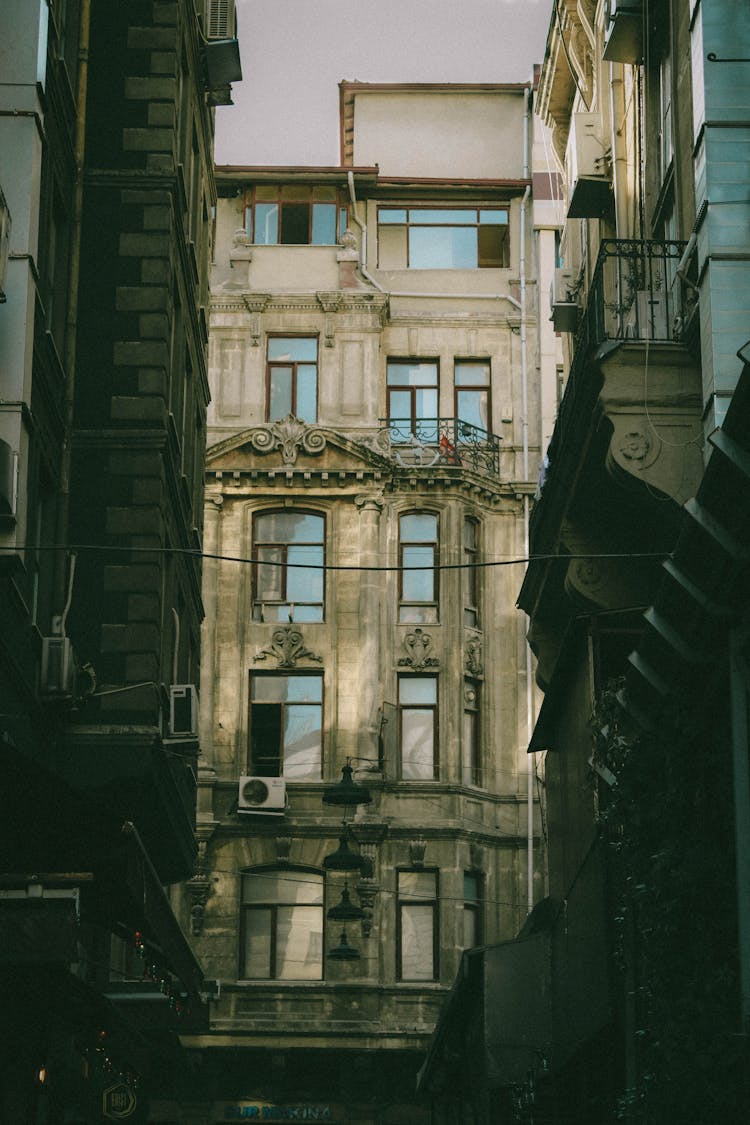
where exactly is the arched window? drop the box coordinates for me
[399,511,438,624]
[240,868,324,980]
[252,509,324,622]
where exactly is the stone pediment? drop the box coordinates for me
[207,416,390,474]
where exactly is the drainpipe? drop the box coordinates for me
[520,84,535,915]
[609,63,629,238]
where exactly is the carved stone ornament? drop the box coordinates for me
[275,837,292,865]
[618,430,652,462]
[398,628,439,670]
[245,415,327,465]
[465,637,484,677]
[253,626,323,669]
[409,837,427,867]
[186,839,212,936]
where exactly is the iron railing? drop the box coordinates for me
[586,238,686,344]
[376,417,501,476]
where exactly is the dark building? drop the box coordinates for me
[0,1,240,1120]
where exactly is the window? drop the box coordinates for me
[253,509,324,622]
[378,207,509,269]
[658,52,673,182]
[463,518,479,628]
[249,673,322,779]
[463,681,481,787]
[387,360,438,443]
[246,185,348,245]
[399,512,438,624]
[267,337,318,423]
[454,362,490,433]
[397,870,438,981]
[463,873,482,949]
[240,869,324,980]
[399,675,437,780]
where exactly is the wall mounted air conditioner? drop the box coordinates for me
[169,684,199,737]
[624,291,670,340]
[603,0,644,64]
[41,636,76,700]
[204,0,236,39]
[550,267,581,332]
[0,186,10,303]
[238,776,287,815]
[565,113,613,220]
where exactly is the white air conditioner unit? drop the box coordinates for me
[238,776,287,815]
[0,186,10,303]
[624,291,670,340]
[204,0,235,39]
[169,684,199,737]
[550,267,581,332]
[41,636,76,700]
[603,0,644,64]
[565,113,613,220]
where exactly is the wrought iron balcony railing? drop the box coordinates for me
[585,238,687,345]
[375,417,501,476]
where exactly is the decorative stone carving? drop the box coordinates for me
[398,628,439,670]
[470,842,486,871]
[349,823,387,938]
[242,293,271,345]
[253,626,323,669]
[186,838,212,936]
[275,837,292,865]
[465,637,484,677]
[316,291,343,347]
[409,837,427,868]
[354,491,385,513]
[356,876,378,938]
[338,227,358,253]
[618,430,652,462]
[245,415,327,465]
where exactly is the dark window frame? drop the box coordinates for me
[248,670,324,779]
[463,870,483,950]
[265,334,319,424]
[245,186,348,246]
[377,205,510,269]
[454,359,491,433]
[398,673,439,781]
[386,358,440,441]
[239,866,325,981]
[463,516,480,628]
[398,510,439,624]
[463,679,481,787]
[396,867,439,982]
[251,506,326,623]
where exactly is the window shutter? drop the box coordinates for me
[205,0,234,39]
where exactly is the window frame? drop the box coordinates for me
[248,670,324,779]
[463,871,483,950]
[265,335,319,424]
[377,205,510,270]
[245,185,348,246]
[239,866,325,981]
[386,358,439,443]
[463,516,480,628]
[398,511,439,624]
[462,679,481,787]
[397,868,439,982]
[454,360,491,434]
[398,673,439,781]
[251,506,325,623]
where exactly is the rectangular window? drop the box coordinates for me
[399,512,438,624]
[267,337,318,424]
[249,673,323,779]
[387,359,439,443]
[462,681,481,787]
[463,517,479,628]
[378,206,509,269]
[253,509,324,622]
[463,873,482,949]
[454,361,490,433]
[399,675,437,780]
[398,870,438,981]
[246,185,347,246]
[241,870,324,980]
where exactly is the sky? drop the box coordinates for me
[214,0,554,167]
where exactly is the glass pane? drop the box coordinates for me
[401,708,435,779]
[290,604,323,623]
[400,604,438,624]
[399,871,437,898]
[268,338,318,362]
[387,361,438,387]
[269,367,292,419]
[243,870,323,905]
[414,389,437,424]
[399,677,437,705]
[255,511,324,543]
[277,905,323,979]
[256,545,283,601]
[251,675,322,703]
[388,391,412,429]
[478,225,506,268]
[281,184,310,201]
[400,513,437,541]
[463,906,479,949]
[286,545,323,603]
[311,203,337,244]
[243,908,272,977]
[410,226,476,268]
[410,209,475,224]
[338,207,348,239]
[379,208,407,224]
[479,209,508,224]
[400,904,434,979]
[457,389,488,430]
[254,203,278,244]
[284,704,322,778]
[455,362,490,386]
[464,873,479,902]
[402,546,435,602]
[378,224,407,269]
[296,366,317,423]
[464,518,477,549]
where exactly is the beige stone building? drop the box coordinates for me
[165,82,558,1125]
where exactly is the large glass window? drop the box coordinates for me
[398,870,438,981]
[253,509,324,623]
[246,185,348,246]
[463,873,482,949]
[249,673,322,779]
[267,337,318,424]
[399,512,438,624]
[387,360,438,443]
[454,361,490,432]
[399,675,438,780]
[240,869,324,980]
[378,207,509,269]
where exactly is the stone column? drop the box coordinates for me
[354,492,384,766]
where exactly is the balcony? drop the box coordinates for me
[376,418,501,476]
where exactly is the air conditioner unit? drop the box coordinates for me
[624,291,670,340]
[169,684,199,737]
[565,113,613,220]
[0,186,10,303]
[603,0,644,64]
[238,776,287,815]
[41,636,76,700]
[550,267,581,332]
[204,0,235,39]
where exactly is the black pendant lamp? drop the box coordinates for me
[327,927,360,961]
[322,762,372,807]
[327,880,365,922]
[323,834,368,873]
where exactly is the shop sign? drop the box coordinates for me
[222,1106,332,1121]
[102,1082,138,1120]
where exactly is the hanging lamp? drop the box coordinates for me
[322,834,368,873]
[327,880,365,922]
[327,927,360,961]
[322,762,372,807]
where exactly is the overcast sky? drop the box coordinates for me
[214,0,554,167]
